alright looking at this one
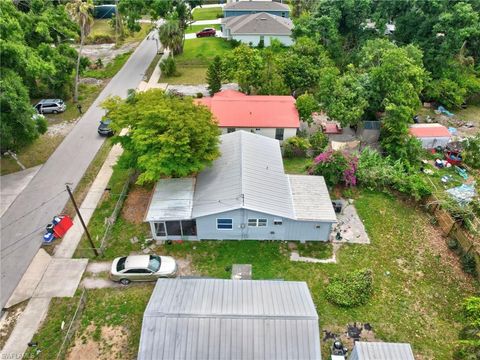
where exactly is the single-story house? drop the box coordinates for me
[221,12,293,46]
[145,131,337,242]
[224,1,290,18]
[349,341,415,360]
[138,278,321,360]
[409,123,452,149]
[195,90,299,141]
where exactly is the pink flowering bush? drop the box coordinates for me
[311,150,358,187]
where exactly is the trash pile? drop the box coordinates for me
[446,183,476,206]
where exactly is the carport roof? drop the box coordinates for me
[138,278,321,360]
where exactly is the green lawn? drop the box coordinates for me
[160,37,235,85]
[186,24,220,34]
[83,51,133,79]
[67,161,476,358]
[283,156,313,174]
[192,6,223,21]
[25,286,153,360]
[0,84,102,175]
[87,19,152,45]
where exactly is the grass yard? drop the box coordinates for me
[192,6,223,21]
[283,156,313,174]
[67,156,477,358]
[186,24,221,34]
[144,53,162,82]
[160,37,235,85]
[83,51,133,79]
[1,83,102,175]
[87,19,152,46]
[25,286,153,360]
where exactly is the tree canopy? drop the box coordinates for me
[102,89,220,184]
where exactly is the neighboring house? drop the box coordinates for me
[138,278,322,360]
[196,90,299,141]
[223,1,290,18]
[145,131,337,242]
[221,12,294,46]
[409,123,452,149]
[349,341,415,360]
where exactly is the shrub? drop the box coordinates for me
[455,297,480,359]
[87,33,115,44]
[326,269,373,307]
[283,136,311,158]
[464,134,480,169]
[309,130,328,155]
[447,238,459,250]
[461,253,477,276]
[160,56,177,77]
[311,150,357,186]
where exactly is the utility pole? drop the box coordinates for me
[114,0,119,46]
[66,184,99,257]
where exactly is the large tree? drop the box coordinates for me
[158,19,183,56]
[102,89,220,184]
[66,0,94,102]
[223,45,264,94]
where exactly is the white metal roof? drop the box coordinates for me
[288,175,337,222]
[138,278,321,360]
[145,178,195,221]
[352,342,415,360]
[224,1,290,12]
[192,131,296,219]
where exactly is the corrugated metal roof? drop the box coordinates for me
[192,131,296,219]
[224,1,290,12]
[145,178,195,221]
[288,175,337,222]
[222,12,293,35]
[409,123,451,138]
[138,278,321,360]
[195,90,299,128]
[353,342,415,360]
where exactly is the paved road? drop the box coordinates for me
[0,32,158,309]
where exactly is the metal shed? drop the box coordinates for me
[349,341,415,360]
[138,278,321,360]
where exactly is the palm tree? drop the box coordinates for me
[66,0,94,102]
[158,20,183,57]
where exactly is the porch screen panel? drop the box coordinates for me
[181,220,197,236]
[166,221,182,236]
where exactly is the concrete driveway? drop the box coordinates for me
[0,31,159,309]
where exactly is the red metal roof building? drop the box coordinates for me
[409,124,452,148]
[195,90,299,141]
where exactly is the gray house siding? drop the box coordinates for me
[224,10,289,18]
[196,209,331,242]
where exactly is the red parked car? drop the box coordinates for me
[196,28,216,38]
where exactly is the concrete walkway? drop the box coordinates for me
[0,166,42,218]
[191,19,222,25]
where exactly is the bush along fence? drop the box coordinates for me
[98,172,136,255]
[425,196,480,278]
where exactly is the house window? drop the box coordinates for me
[227,127,236,133]
[248,219,268,227]
[315,224,321,229]
[275,128,284,141]
[217,218,233,230]
[255,128,261,132]
[273,219,283,226]
[281,12,286,17]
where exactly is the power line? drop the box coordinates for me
[0,189,67,231]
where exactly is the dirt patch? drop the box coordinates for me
[422,220,475,288]
[121,185,153,224]
[77,43,138,65]
[68,324,129,360]
[46,121,77,137]
[176,256,197,276]
[0,301,28,349]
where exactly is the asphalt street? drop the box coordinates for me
[0,32,158,308]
